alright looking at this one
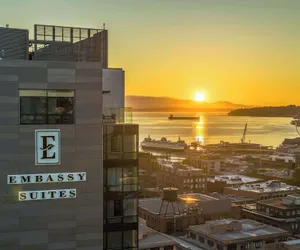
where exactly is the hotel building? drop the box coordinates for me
[0,24,138,250]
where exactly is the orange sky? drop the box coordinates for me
[1,0,300,105]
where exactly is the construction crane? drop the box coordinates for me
[241,123,248,144]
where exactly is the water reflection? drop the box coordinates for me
[194,116,205,145]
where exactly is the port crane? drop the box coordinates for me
[241,123,248,143]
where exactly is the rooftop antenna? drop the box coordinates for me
[103,23,106,30]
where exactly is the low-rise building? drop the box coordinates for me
[139,191,238,234]
[189,153,221,174]
[184,219,289,250]
[139,218,187,250]
[224,180,300,201]
[260,154,296,169]
[207,174,262,193]
[242,194,300,235]
[156,160,207,193]
[263,239,300,250]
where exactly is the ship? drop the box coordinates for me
[168,114,199,120]
[140,135,186,152]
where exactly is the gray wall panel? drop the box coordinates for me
[0,60,103,249]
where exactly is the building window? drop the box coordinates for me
[123,198,138,222]
[20,89,74,124]
[107,168,122,191]
[106,167,138,192]
[111,135,122,152]
[123,167,138,191]
[123,230,137,248]
[107,231,122,249]
[107,200,122,219]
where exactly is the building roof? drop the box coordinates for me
[139,218,178,249]
[139,193,231,216]
[188,219,288,244]
[258,194,300,210]
[208,175,261,185]
[227,180,300,194]
[284,239,300,247]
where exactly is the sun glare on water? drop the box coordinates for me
[194,92,206,102]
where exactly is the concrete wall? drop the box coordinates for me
[102,68,125,108]
[0,60,103,249]
[0,27,29,60]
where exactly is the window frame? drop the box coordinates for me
[19,89,75,125]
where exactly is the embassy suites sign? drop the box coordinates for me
[7,129,87,202]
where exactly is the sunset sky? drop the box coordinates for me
[1,0,300,105]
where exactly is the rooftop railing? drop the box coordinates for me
[102,107,133,124]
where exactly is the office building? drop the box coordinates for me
[242,194,300,235]
[185,219,289,250]
[224,180,300,201]
[0,23,138,250]
[155,160,207,193]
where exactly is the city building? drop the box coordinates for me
[139,218,187,250]
[263,239,300,250]
[156,160,207,193]
[184,219,289,250]
[0,59,103,249]
[242,194,300,235]
[207,174,261,193]
[189,153,221,174]
[0,23,138,250]
[260,153,296,169]
[139,188,239,234]
[224,180,300,201]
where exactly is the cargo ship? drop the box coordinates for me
[140,135,186,152]
[168,114,199,120]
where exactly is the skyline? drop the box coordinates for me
[1,0,300,105]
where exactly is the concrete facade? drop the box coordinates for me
[0,27,29,60]
[0,60,103,249]
[102,68,125,109]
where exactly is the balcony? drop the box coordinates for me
[103,107,133,124]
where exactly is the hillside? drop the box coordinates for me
[228,105,300,117]
[125,95,250,111]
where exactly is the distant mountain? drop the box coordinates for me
[125,95,250,111]
[228,105,300,117]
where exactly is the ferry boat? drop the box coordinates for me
[168,114,199,120]
[140,135,186,152]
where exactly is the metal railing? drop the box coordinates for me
[102,107,133,124]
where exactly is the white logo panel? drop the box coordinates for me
[35,129,61,165]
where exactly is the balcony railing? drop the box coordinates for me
[103,107,133,124]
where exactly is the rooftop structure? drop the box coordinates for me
[229,180,300,194]
[139,218,181,249]
[242,194,300,235]
[139,193,237,234]
[185,219,289,250]
[208,174,261,185]
[0,24,108,66]
[158,160,204,176]
[224,180,300,201]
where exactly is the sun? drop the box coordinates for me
[194,92,206,102]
